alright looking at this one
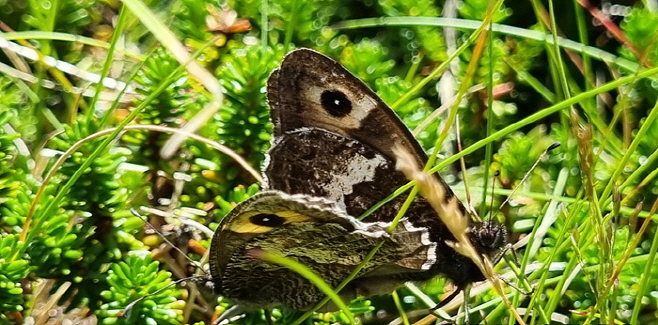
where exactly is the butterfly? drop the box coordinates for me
[208,48,508,314]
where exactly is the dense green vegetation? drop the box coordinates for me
[1,0,658,324]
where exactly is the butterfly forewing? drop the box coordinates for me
[267,49,429,165]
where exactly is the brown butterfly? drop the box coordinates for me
[208,48,508,314]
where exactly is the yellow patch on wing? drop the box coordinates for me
[227,210,314,233]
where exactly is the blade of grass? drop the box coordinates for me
[528,195,586,324]
[600,99,658,204]
[547,0,572,101]
[506,57,557,102]
[283,0,300,51]
[334,17,641,73]
[391,291,410,325]
[1,27,83,113]
[391,1,503,111]
[576,0,647,66]
[621,154,658,206]
[98,46,157,129]
[479,16,496,217]
[86,6,129,123]
[260,0,268,50]
[424,0,501,171]
[631,201,658,323]
[505,167,569,325]
[120,0,224,159]
[0,31,145,60]
[604,201,658,300]
[0,36,137,92]
[527,168,570,257]
[120,0,220,95]
[572,0,595,110]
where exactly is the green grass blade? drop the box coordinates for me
[252,249,356,325]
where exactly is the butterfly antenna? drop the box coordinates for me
[487,170,500,227]
[130,208,208,275]
[124,276,205,317]
[455,114,480,220]
[493,142,560,217]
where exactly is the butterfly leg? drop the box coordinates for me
[491,243,513,265]
[214,305,243,325]
[494,243,534,295]
[500,276,533,295]
[429,287,462,322]
[461,286,471,325]
[429,287,461,312]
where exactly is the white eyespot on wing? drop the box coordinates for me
[327,153,387,211]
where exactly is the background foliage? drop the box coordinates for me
[1,0,658,324]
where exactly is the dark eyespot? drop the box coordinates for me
[320,90,352,117]
[249,213,285,227]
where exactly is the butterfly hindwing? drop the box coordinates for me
[210,191,437,310]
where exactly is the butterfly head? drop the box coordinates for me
[468,221,508,258]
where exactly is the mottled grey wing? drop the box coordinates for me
[223,221,431,310]
[213,191,437,311]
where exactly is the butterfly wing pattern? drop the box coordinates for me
[209,48,508,312]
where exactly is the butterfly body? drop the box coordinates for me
[209,48,507,311]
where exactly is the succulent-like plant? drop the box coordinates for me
[98,253,184,325]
